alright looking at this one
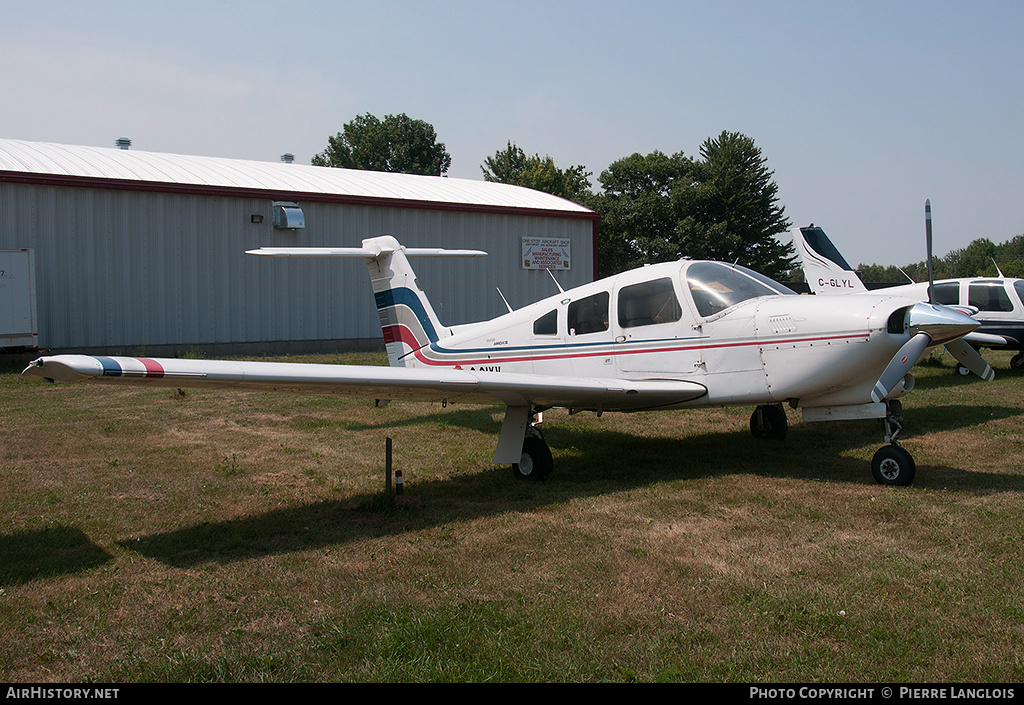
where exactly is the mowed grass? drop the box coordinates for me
[1,349,1022,682]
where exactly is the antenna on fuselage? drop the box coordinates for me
[546,268,565,293]
[496,288,514,313]
[992,258,1005,278]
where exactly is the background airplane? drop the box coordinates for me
[24,235,985,486]
[794,203,1024,372]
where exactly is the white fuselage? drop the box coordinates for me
[396,260,926,412]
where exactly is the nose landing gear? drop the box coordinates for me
[871,400,916,486]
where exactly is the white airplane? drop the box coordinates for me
[794,203,1024,372]
[23,234,987,486]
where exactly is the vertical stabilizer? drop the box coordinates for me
[363,236,450,367]
[792,226,867,295]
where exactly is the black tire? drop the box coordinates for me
[871,445,916,486]
[955,363,971,376]
[1011,353,1024,370]
[512,435,553,480]
[750,404,787,441]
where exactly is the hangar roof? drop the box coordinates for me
[0,138,597,219]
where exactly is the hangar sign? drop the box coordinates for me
[522,237,571,270]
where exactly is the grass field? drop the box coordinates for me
[1,350,1022,682]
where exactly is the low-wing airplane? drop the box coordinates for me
[794,202,1024,372]
[24,234,986,486]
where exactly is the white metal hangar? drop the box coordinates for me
[0,139,599,355]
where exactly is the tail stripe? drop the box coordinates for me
[374,287,441,344]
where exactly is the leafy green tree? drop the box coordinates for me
[945,238,998,278]
[592,132,795,279]
[588,150,694,277]
[312,113,452,176]
[481,142,592,202]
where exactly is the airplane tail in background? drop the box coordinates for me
[792,226,867,295]
[247,236,486,367]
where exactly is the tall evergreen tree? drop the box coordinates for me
[593,132,795,279]
[672,131,795,279]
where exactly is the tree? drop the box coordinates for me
[589,150,694,277]
[481,142,592,203]
[593,132,795,279]
[312,113,452,176]
[672,132,795,279]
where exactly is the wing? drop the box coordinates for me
[965,331,1018,347]
[22,355,707,412]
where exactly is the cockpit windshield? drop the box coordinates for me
[686,262,796,318]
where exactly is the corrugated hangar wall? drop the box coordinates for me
[0,180,595,354]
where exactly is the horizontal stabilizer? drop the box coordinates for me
[247,247,486,258]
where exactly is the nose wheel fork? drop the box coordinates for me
[872,401,916,486]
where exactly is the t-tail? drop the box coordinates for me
[792,225,867,295]
[247,236,486,367]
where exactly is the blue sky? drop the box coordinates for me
[2,1,1021,267]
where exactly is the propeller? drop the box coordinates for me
[870,200,993,401]
[925,199,996,380]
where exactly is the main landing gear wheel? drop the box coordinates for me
[955,363,972,376]
[871,444,916,486]
[750,404,788,441]
[512,435,553,481]
[1011,353,1024,370]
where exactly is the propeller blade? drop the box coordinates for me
[925,199,935,304]
[946,338,996,381]
[872,332,931,403]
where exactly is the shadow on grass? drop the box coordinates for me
[0,526,113,586]
[120,401,1024,569]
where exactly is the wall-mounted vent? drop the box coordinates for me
[272,202,305,229]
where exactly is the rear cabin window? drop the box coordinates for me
[533,309,558,335]
[617,278,682,328]
[931,282,960,306]
[1015,280,1024,306]
[568,291,609,335]
[969,282,1014,312]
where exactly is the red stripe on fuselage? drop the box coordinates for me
[385,324,868,367]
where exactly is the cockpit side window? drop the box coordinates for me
[617,278,682,328]
[969,282,1013,312]
[533,309,558,335]
[686,262,792,318]
[568,291,609,335]
[1014,280,1024,307]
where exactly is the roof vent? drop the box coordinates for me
[280,153,294,163]
[115,138,132,150]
